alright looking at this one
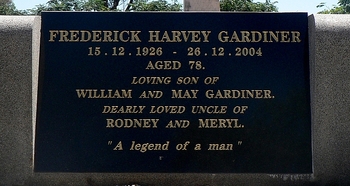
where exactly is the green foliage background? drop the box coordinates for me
[318,0,350,13]
[3,0,350,15]
[220,0,277,12]
[0,0,280,15]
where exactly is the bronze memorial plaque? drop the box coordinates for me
[35,12,312,173]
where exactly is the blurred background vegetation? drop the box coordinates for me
[1,0,278,15]
[0,0,348,15]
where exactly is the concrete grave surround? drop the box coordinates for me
[0,16,40,186]
[184,0,220,11]
[310,14,350,185]
[1,7,350,186]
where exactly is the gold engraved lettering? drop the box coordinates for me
[176,77,199,85]
[291,31,301,42]
[251,31,262,42]
[194,144,201,150]
[161,31,171,42]
[280,31,290,42]
[148,31,161,42]
[191,31,201,42]
[106,118,159,128]
[130,31,142,42]
[49,30,59,42]
[165,120,190,128]
[145,61,181,70]
[205,89,274,99]
[198,119,242,128]
[59,30,69,42]
[80,30,91,42]
[92,30,102,42]
[103,31,113,42]
[131,77,171,85]
[139,90,163,98]
[149,106,186,114]
[268,31,279,42]
[48,30,141,42]
[191,106,227,114]
[76,89,132,98]
[113,141,123,150]
[130,141,169,153]
[69,30,80,42]
[218,31,238,42]
[240,31,251,42]
[262,31,269,42]
[119,30,129,42]
[148,31,211,42]
[218,30,301,43]
[201,31,211,42]
[172,31,182,42]
[102,106,145,114]
[113,31,119,42]
[171,89,199,99]
[181,31,191,42]
[208,144,233,150]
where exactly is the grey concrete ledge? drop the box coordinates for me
[313,14,350,31]
[310,14,350,186]
[0,16,38,30]
[0,15,40,186]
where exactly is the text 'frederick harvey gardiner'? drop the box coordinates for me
[48,30,301,43]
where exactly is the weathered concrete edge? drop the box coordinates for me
[308,14,316,177]
[311,14,350,185]
[0,16,39,186]
[32,15,41,179]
